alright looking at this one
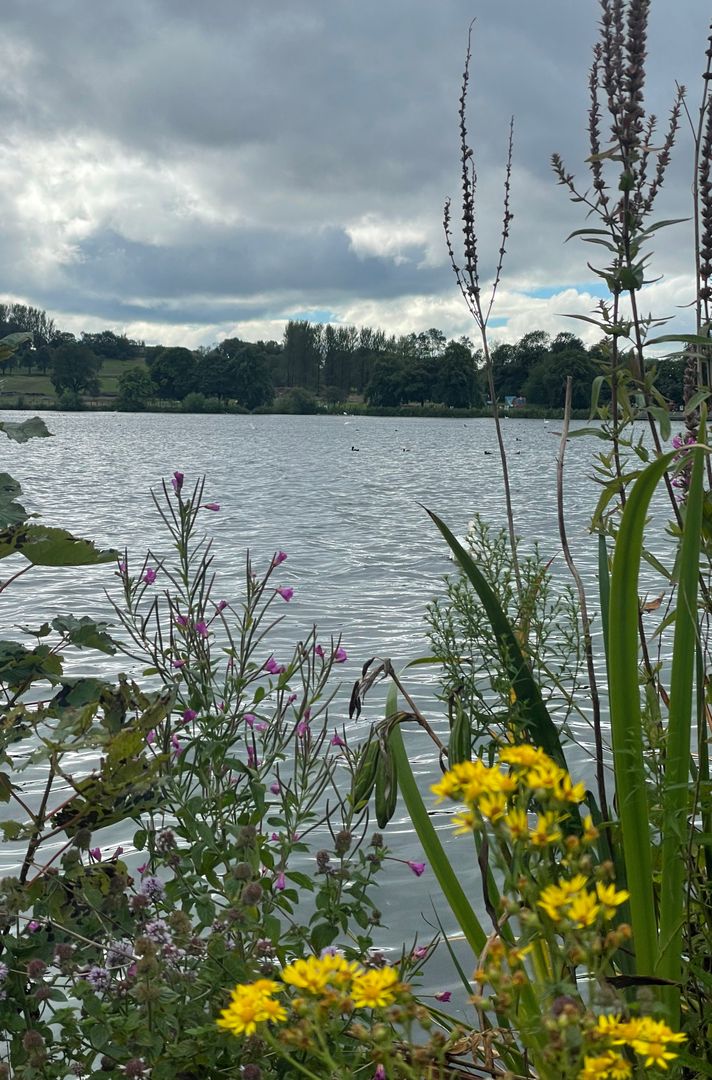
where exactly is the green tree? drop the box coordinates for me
[117,366,154,411]
[50,343,102,397]
[433,340,480,407]
[147,347,197,401]
[366,357,406,406]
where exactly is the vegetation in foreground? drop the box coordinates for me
[2,1,712,1077]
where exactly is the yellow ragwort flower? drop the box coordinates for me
[281,953,362,994]
[479,790,508,822]
[595,882,630,918]
[216,980,287,1037]
[503,806,529,841]
[529,811,563,847]
[452,810,476,834]
[582,814,599,843]
[499,744,546,768]
[579,1051,631,1080]
[567,890,600,928]
[350,966,400,1009]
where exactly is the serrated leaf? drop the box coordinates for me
[48,677,112,712]
[17,525,117,566]
[0,416,52,443]
[0,640,63,688]
[52,615,117,655]
[0,473,29,529]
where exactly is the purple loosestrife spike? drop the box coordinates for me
[407,861,426,877]
[202,502,220,511]
[143,567,157,585]
[276,586,294,601]
[435,991,452,1002]
[274,871,286,890]
[272,550,287,566]
[334,646,347,663]
[171,471,184,494]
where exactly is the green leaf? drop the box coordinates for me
[0,473,29,529]
[0,416,52,443]
[310,922,338,952]
[48,677,111,712]
[17,525,117,566]
[52,615,117,655]
[0,640,63,688]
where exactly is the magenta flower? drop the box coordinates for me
[143,567,157,585]
[270,832,280,842]
[27,921,41,933]
[373,1067,386,1080]
[254,720,268,732]
[264,656,285,675]
[274,871,286,891]
[412,945,429,960]
[334,646,348,663]
[330,731,346,747]
[216,599,228,612]
[171,471,184,494]
[137,863,148,875]
[276,586,294,602]
[182,708,197,724]
[202,502,220,511]
[118,560,127,574]
[286,693,297,705]
[272,550,288,566]
[171,733,183,757]
[111,846,124,859]
[171,659,186,669]
[194,620,208,637]
[146,730,156,746]
[270,781,281,795]
[244,713,256,728]
[407,861,426,877]
[89,847,102,861]
[296,719,310,737]
[315,644,325,659]
[174,613,188,628]
[434,990,452,1002]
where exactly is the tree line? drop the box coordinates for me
[0,304,686,411]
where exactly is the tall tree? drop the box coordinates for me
[147,347,197,400]
[50,344,102,396]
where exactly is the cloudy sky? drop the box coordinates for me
[0,0,709,349]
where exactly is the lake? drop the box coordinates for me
[0,411,676,998]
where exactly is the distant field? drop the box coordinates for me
[0,357,148,406]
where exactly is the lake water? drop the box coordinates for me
[0,411,677,1000]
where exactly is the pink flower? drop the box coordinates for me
[434,991,452,1002]
[296,720,310,737]
[89,847,102,861]
[270,781,281,795]
[315,644,325,659]
[171,733,183,757]
[272,550,288,566]
[334,646,347,663]
[412,946,428,960]
[374,1067,386,1080]
[254,720,268,732]
[182,708,197,724]
[171,471,184,493]
[276,586,294,602]
[111,846,124,859]
[146,730,156,746]
[171,659,186,669]
[194,620,208,637]
[27,920,41,933]
[264,656,285,675]
[330,731,346,747]
[143,567,157,585]
[174,613,188,628]
[137,863,148,875]
[271,832,280,842]
[216,600,228,612]
[244,713,256,728]
[407,861,426,877]
[202,502,220,512]
[274,871,286,891]
[118,560,127,574]
[286,693,297,705]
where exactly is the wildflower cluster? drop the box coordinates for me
[581,1014,687,1077]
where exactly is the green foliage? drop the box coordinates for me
[116,365,154,410]
[50,343,102,397]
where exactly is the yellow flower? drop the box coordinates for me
[537,883,566,921]
[216,981,286,1037]
[567,890,600,928]
[626,1017,686,1068]
[281,954,362,994]
[479,791,507,822]
[579,1052,631,1079]
[350,966,400,1008]
[529,811,562,847]
[503,806,529,840]
[452,810,476,834]
[582,814,599,843]
[499,745,546,768]
[537,875,593,923]
[595,882,630,918]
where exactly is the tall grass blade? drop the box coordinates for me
[427,509,567,769]
[608,450,678,977]
[657,436,706,1021]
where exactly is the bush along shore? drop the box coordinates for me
[3,2,712,1078]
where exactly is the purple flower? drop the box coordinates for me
[171,659,186,669]
[182,708,197,724]
[27,921,41,932]
[330,731,346,747]
[434,990,452,1002]
[374,1067,386,1080]
[137,863,148,875]
[276,586,294,602]
[143,567,157,585]
[171,733,183,757]
[287,693,297,705]
[296,719,310,738]
[334,646,348,663]
[118,560,127,574]
[144,919,172,945]
[174,613,188,628]
[140,876,165,901]
[171,471,184,494]
[407,861,426,877]
[146,730,156,746]
[270,781,281,795]
[274,871,286,891]
[272,550,288,566]
[412,946,428,960]
[89,847,102,861]
[202,502,220,512]
[216,599,228,612]
[85,966,112,992]
[315,644,325,659]
[264,656,285,675]
[111,846,124,859]
[270,832,280,842]
[244,713,256,728]
[194,620,208,637]
[254,720,268,732]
